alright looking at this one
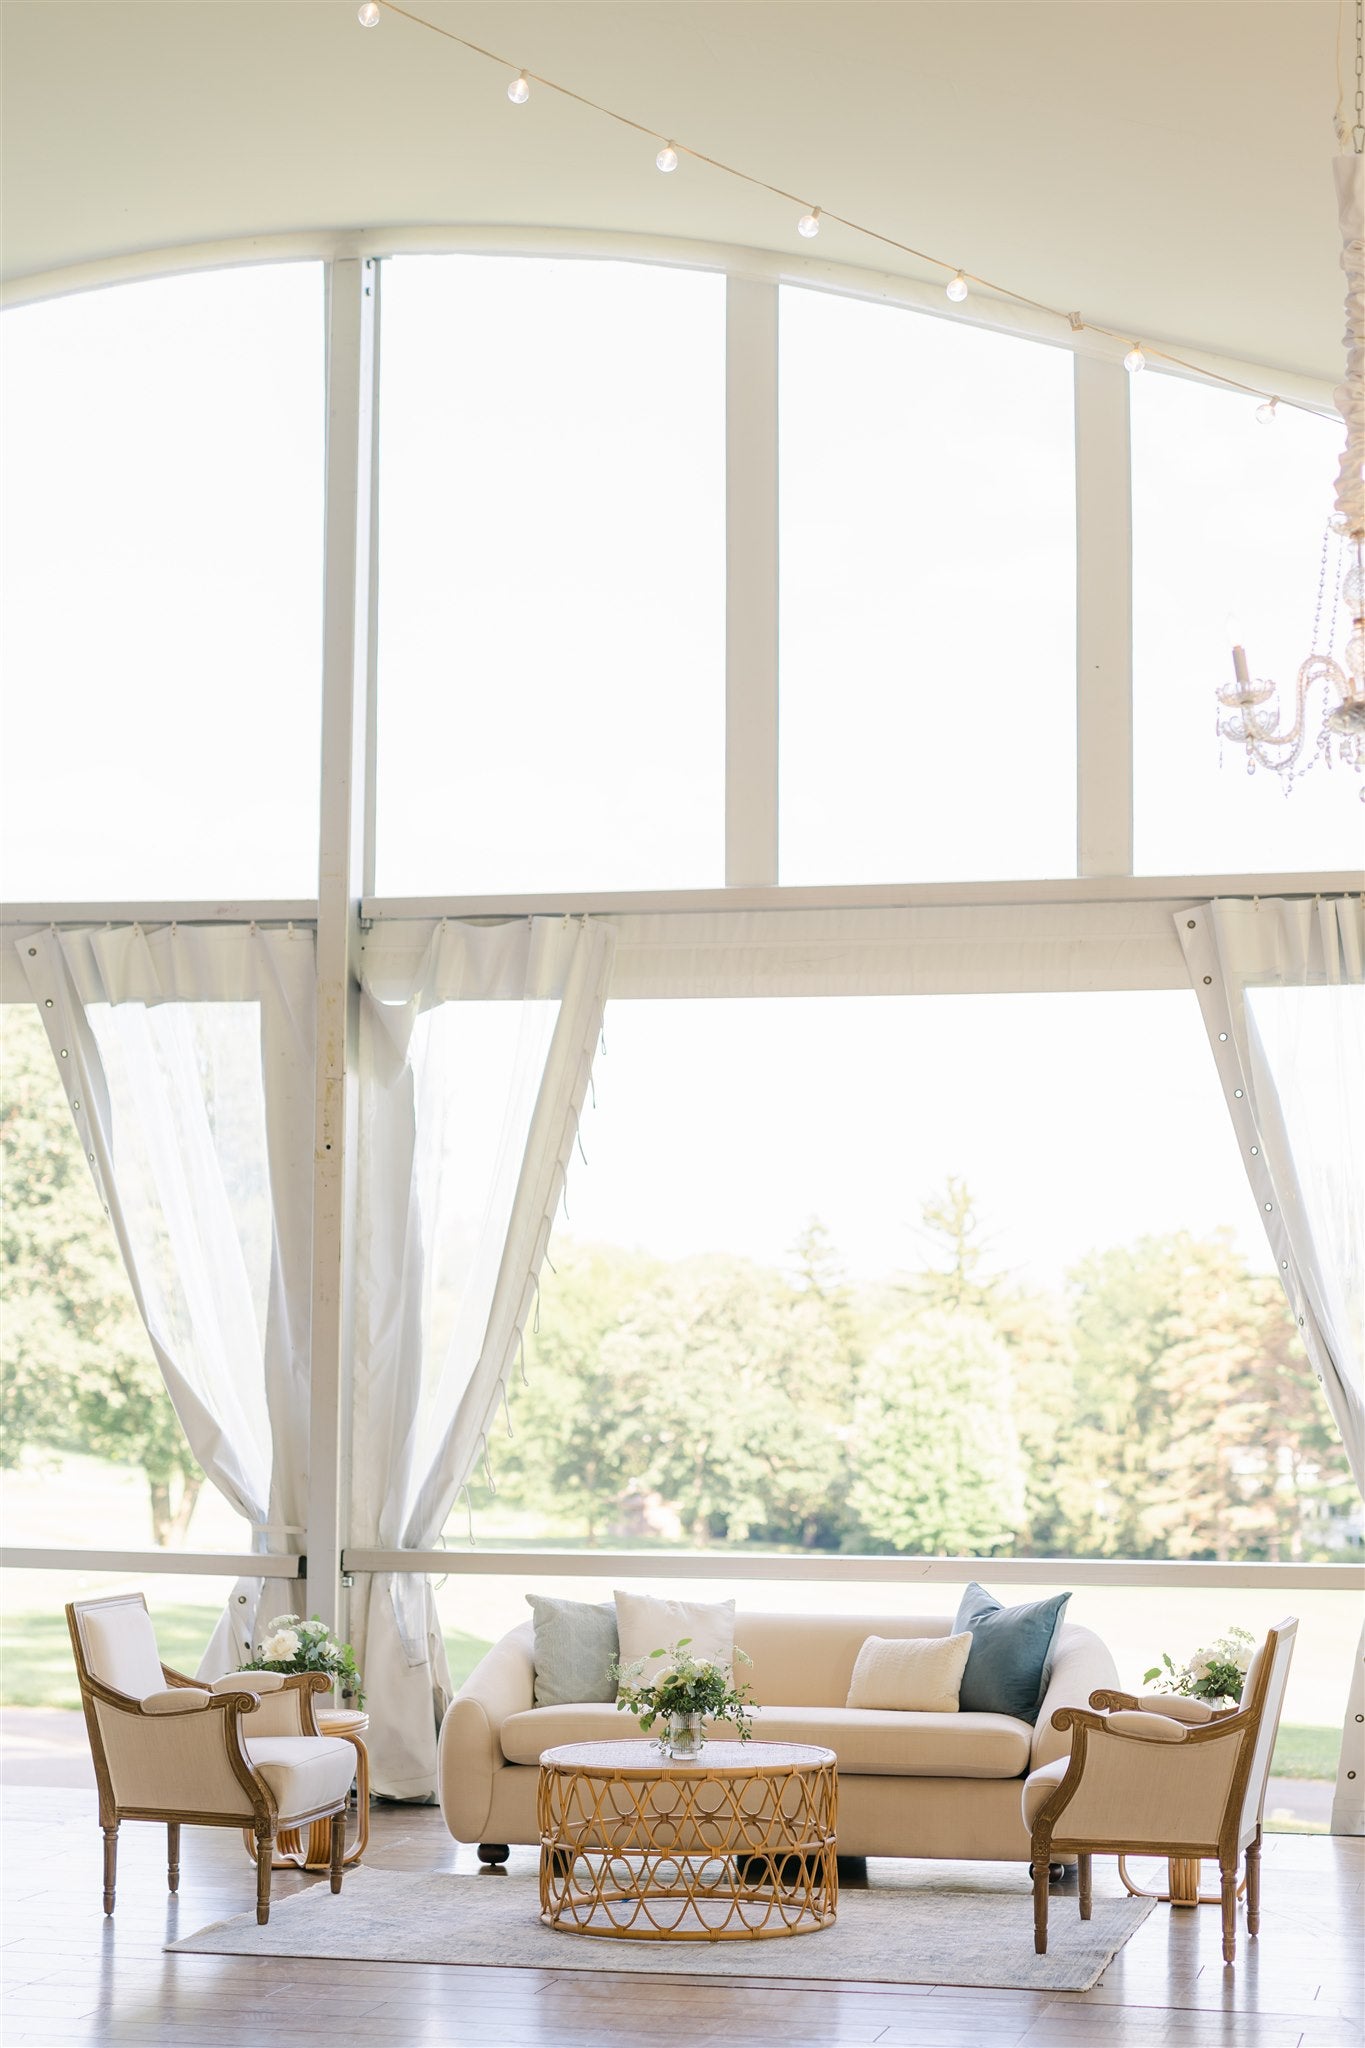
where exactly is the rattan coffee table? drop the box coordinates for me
[537,1739,838,1940]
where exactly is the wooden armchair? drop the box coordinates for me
[67,1591,358,1923]
[1023,1618,1296,1965]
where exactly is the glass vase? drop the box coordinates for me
[663,1712,705,1760]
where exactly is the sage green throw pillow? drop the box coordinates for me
[953,1582,1071,1723]
[526,1595,619,1708]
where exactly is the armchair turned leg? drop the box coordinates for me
[1078,1853,1093,1922]
[167,1822,181,1895]
[1246,1831,1261,1938]
[1220,1862,1238,1965]
[329,1810,345,1894]
[255,1826,274,1925]
[1032,1834,1051,1955]
[101,1823,119,1915]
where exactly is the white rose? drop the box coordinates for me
[1233,1648,1251,1672]
[261,1628,300,1662]
[1187,1652,1212,1680]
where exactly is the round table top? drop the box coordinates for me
[318,1708,369,1736]
[539,1739,835,1776]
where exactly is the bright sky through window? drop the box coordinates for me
[1,265,324,902]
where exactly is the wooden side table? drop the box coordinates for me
[1118,1855,1246,1907]
[244,1708,371,1872]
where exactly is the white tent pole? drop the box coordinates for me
[304,254,378,1635]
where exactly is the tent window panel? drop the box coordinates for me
[1131,370,1359,873]
[374,256,726,896]
[777,287,1077,885]
[0,264,325,900]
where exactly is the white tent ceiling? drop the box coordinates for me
[0,0,1345,382]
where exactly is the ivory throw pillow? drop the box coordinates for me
[613,1591,736,1686]
[845,1632,973,1713]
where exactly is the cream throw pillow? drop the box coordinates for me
[613,1591,736,1687]
[846,1632,973,1712]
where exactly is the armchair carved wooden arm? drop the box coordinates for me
[67,1592,359,1923]
[1022,1619,1296,1965]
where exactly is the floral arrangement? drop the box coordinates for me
[239,1612,365,1707]
[1144,1625,1255,1706]
[613,1638,755,1741]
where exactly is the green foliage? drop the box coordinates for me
[1143,1625,1257,1703]
[239,1611,365,1706]
[849,1312,1025,1554]
[1,1008,204,1545]
[613,1638,755,1739]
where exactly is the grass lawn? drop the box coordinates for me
[0,1603,495,1710]
[0,1602,1337,1792]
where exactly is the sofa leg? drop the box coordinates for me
[477,1843,510,1868]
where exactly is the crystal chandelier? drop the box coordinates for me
[1216,2,1365,790]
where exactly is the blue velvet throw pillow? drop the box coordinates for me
[526,1594,619,1708]
[952,1582,1071,1723]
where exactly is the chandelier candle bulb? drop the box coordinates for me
[507,69,530,103]
[1231,644,1252,686]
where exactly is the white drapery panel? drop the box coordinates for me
[352,916,616,1796]
[16,925,316,1668]
[1178,897,1364,1835]
[362,900,1191,997]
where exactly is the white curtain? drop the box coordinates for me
[351,916,616,1796]
[1178,897,1364,1834]
[16,924,316,1670]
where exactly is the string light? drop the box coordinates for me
[1256,398,1280,426]
[352,0,1327,417]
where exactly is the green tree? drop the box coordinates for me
[1,1007,203,1544]
[849,1310,1026,1553]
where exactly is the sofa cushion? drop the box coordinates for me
[954,1583,1071,1722]
[245,1736,357,1820]
[526,1595,619,1708]
[498,1701,1033,1779]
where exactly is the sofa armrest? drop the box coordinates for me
[1032,1623,1120,1770]
[438,1622,536,1843]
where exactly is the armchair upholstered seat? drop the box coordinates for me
[67,1592,357,1923]
[1024,1618,1296,1965]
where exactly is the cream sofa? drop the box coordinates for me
[439,1608,1118,1863]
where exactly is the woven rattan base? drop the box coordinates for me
[537,1740,838,1941]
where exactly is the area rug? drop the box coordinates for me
[169,1867,1155,1992]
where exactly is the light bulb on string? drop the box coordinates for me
[357,2,381,24]
[507,69,530,103]
[1123,343,1146,374]
[797,207,822,239]
[1255,398,1279,426]
[946,271,968,302]
[656,142,679,173]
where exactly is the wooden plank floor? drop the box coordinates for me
[1,1788,1360,2048]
